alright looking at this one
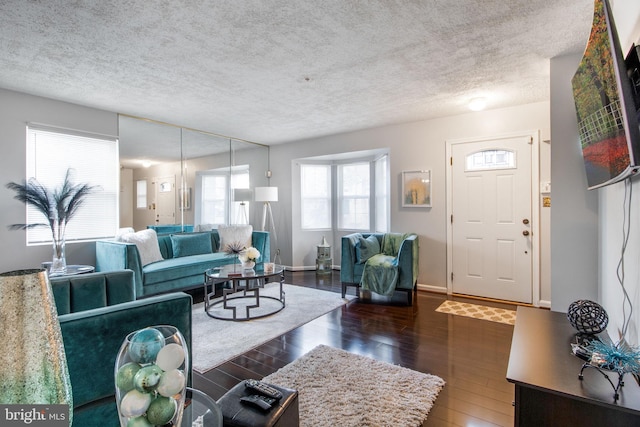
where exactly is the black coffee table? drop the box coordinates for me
[203,264,285,321]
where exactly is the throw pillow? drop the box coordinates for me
[218,224,253,252]
[356,234,381,264]
[115,227,135,241]
[195,223,214,232]
[171,233,213,258]
[120,229,164,266]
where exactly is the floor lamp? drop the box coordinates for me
[255,186,279,262]
[233,188,252,225]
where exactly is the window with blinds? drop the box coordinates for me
[25,124,119,245]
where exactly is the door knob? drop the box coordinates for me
[523,230,530,236]
[522,219,530,225]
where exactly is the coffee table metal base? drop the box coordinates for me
[207,290,285,321]
[204,266,285,321]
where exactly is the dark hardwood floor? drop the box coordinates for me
[191,270,517,426]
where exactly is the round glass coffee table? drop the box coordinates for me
[203,264,285,321]
[182,387,223,426]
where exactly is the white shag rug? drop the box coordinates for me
[263,345,445,427]
[191,284,352,372]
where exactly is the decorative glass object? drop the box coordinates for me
[115,325,188,427]
[241,260,255,270]
[0,269,73,422]
[51,237,67,276]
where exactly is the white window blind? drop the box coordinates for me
[301,164,331,229]
[136,179,147,209]
[26,124,119,244]
[200,174,227,225]
[338,162,370,230]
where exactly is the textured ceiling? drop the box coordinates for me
[0,0,593,145]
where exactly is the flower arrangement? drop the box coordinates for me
[6,168,97,275]
[239,246,260,264]
[222,241,245,256]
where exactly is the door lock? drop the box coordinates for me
[523,230,530,236]
[522,219,530,225]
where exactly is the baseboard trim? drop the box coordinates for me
[417,284,447,293]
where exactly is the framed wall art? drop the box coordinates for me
[402,170,431,207]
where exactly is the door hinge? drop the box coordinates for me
[451,272,454,282]
[450,214,453,224]
[450,157,453,166]
[529,136,533,145]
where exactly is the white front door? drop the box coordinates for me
[449,134,534,303]
[155,176,176,225]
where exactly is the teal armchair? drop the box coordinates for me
[50,270,192,427]
[340,232,418,305]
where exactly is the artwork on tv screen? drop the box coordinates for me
[571,0,640,190]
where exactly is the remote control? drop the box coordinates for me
[240,394,276,411]
[244,379,283,400]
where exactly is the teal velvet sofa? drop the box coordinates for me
[50,270,192,427]
[95,230,270,298]
[147,224,194,233]
[340,232,418,305]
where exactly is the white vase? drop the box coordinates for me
[242,260,255,270]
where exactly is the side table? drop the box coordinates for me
[507,306,640,426]
[42,263,95,277]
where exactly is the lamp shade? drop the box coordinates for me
[254,186,278,202]
[233,188,252,202]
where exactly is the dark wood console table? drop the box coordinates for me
[506,306,640,426]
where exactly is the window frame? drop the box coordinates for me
[25,123,119,245]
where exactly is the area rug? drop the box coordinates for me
[435,300,516,325]
[191,284,352,372]
[263,345,445,427]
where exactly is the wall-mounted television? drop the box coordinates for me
[571,0,640,190]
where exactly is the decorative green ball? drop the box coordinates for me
[133,365,163,393]
[129,328,165,364]
[116,362,142,392]
[126,416,153,427]
[146,396,176,425]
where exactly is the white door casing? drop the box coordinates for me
[446,131,540,305]
[155,176,176,225]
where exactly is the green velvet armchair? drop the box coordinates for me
[50,270,192,427]
[340,232,419,305]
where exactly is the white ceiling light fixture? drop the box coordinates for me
[468,97,487,111]
[141,160,152,168]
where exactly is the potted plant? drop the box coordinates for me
[6,168,97,275]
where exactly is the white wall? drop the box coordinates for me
[549,53,600,312]
[600,0,640,345]
[0,88,117,273]
[270,101,551,301]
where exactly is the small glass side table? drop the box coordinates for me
[182,387,223,426]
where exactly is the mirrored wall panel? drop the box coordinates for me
[118,115,269,232]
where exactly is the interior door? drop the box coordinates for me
[450,136,532,303]
[155,176,176,225]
